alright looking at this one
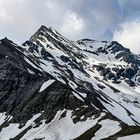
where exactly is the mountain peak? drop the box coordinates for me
[29,25,59,43]
[38,25,55,33]
[0,37,17,47]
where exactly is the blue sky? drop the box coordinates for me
[0,0,140,53]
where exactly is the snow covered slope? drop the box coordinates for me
[0,25,140,139]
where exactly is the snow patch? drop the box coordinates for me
[39,79,55,92]
[92,119,121,140]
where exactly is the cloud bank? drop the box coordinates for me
[113,20,140,54]
[0,0,120,42]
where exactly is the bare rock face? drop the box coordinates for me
[0,26,140,140]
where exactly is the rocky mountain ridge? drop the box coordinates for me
[0,25,140,140]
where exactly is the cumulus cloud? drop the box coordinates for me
[113,20,140,54]
[61,12,85,39]
[0,0,120,43]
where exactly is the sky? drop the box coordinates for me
[0,0,140,53]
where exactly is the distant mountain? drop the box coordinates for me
[0,25,140,140]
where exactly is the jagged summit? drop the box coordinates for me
[29,25,60,42]
[0,26,140,139]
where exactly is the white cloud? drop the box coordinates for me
[0,0,13,23]
[0,0,121,43]
[61,12,85,39]
[113,20,140,54]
